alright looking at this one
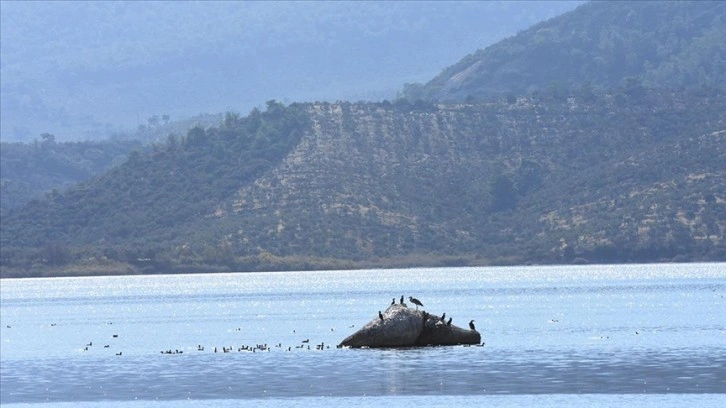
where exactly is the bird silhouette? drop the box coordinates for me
[447,317,452,326]
[379,311,384,320]
[408,296,423,309]
[469,320,476,331]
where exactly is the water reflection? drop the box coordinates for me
[8,346,725,402]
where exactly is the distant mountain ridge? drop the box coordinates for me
[403,0,726,102]
[0,1,580,142]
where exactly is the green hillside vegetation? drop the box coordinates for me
[0,136,143,216]
[402,1,726,102]
[1,88,724,277]
[0,112,226,216]
[2,1,724,278]
[1,101,309,273]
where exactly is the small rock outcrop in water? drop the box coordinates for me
[339,303,480,348]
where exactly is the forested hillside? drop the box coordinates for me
[0,137,143,216]
[0,111,229,213]
[402,1,726,101]
[2,89,724,277]
[1,1,724,278]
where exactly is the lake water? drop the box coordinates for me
[1,264,725,407]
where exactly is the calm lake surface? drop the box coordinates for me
[1,264,725,407]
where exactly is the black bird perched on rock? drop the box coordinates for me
[447,317,452,326]
[469,320,476,331]
[379,311,384,320]
[391,298,395,305]
[441,312,446,321]
[400,295,404,304]
[408,296,423,309]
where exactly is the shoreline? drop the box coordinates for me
[2,258,723,279]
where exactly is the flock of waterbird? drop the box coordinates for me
[9,288,672,358]
[7,287,721,357]
[381,295,476,331]
[5,294,486,356]
[80,329,123,355]
[74,324,339,357]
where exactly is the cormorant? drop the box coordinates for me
[400,295,404,304]
[391,298,395,305]
[447,317,452,326]
[379,311,384,320]
[469,320,476,331]
[408,296,423,309]
[441,312,446,321]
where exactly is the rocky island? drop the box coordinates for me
[338,299,481,348]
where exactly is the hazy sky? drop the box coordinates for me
[0,1,582,141]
